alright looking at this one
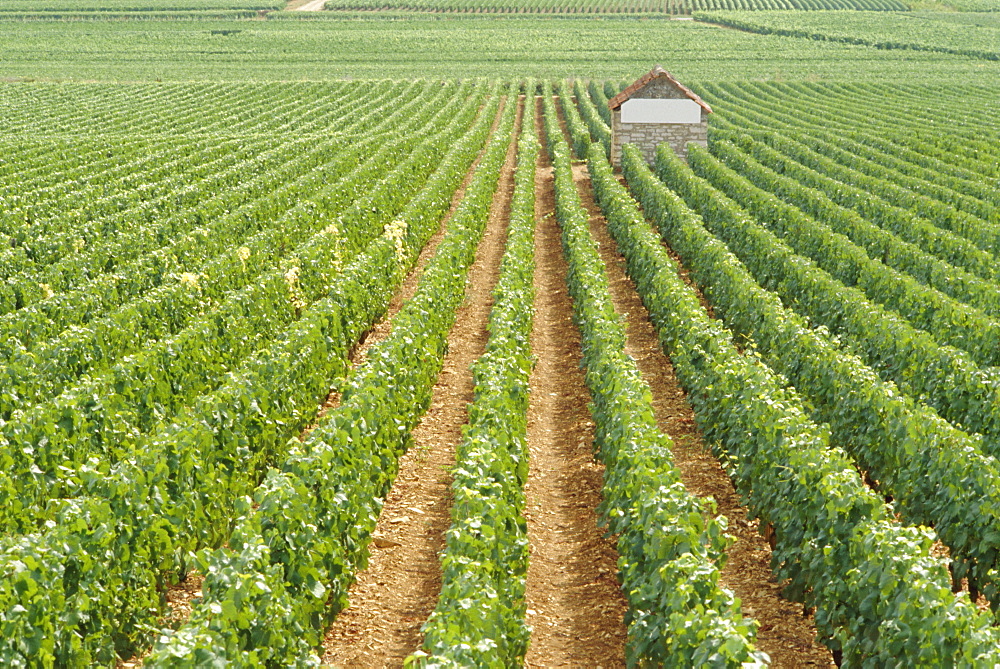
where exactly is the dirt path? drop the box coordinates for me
[522,96,629,669]
[570,159,836,667]
[319,97,522,667]
[290,0,327,11]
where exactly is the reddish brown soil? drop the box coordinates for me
[570,157,836,667]
[118,575,206,668]
[319,97,522,666]
[522,95,629,669]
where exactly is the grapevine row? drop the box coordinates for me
[750,126,1000,257]
[0,80,379,137]
[0,84,487,537]
[787,127,1000,224]
[712,133,1000,318]
[0,82,416,316]
[544,87,765,666]
[683,142,1000,455]
[0,83,479,528]
[706,93,1000,255]
[688,144,1000,369]
[409,94,535,668]
[709,125,999,284]
[696,12,1000,62]
[702,81,1000,185]
[0,83,461,425]
[323,0,906,11]
[572,80,610,156]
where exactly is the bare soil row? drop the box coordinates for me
[320,94,523,666]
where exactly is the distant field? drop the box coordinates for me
[698,10,1000,60]
[2,15,998,81]
[0,0,281,11]
[320,0,909,14]
[940,0,1000,9]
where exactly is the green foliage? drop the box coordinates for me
[322,0,908,14]
[709,127,1000,286]
[697,10,1000,60]
[0,0,282,12]
[687,144,1000,369]
[700,81,1000,181]
[695,134,1000,454]
[543,88,766,668]
[942,0,1000,10]
[1,17,997,82]
[683,138,1000,461]
[650,143,1000,615]
[146,84,517,666]
[724,125,1000,260]
[409,87,537,669]
[3,70,999,665]
[574,79,610,157]
[0,81,413,320]
[702,137,981,299]
[616,142,1000,664]
[0,84,501,665]
[587,80,612,125]
[556,80,593,160]
[0,82,485,536]
[0,82,450,422]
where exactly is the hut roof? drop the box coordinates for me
[608,66,713,114]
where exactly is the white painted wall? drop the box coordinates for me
[620,98,702,124]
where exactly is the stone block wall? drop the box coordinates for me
[610,108,708,167]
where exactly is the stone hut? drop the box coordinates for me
[609,66,712,167]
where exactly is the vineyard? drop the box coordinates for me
[0,0,281,12]
[0,0,910,16]
[698,10,1000,60]
[320,0,908,15]
[5,0,1000,664]
[5,16,1000,81]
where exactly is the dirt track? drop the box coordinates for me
[320,97,521,666]
[291,0,326,11]
[522,96,629,668]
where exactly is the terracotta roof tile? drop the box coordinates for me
[608,65,713,114]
